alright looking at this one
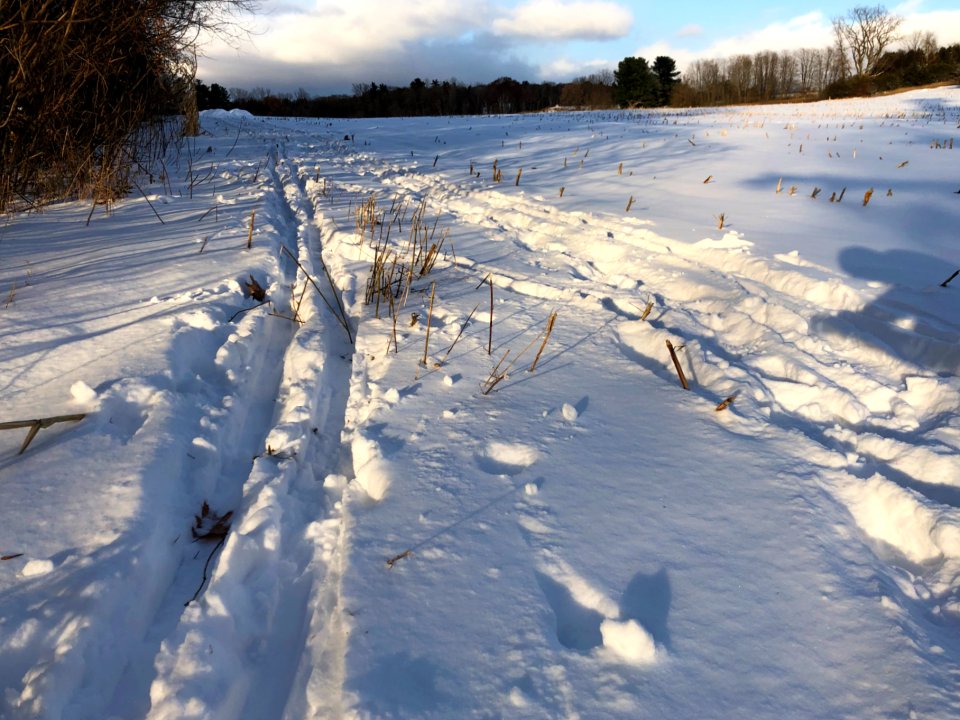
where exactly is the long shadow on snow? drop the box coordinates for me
[810,246,960,376]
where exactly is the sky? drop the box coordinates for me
[197,0,960,95]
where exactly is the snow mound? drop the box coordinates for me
[835,473,960,566]
[474,442,540,476]
[600,619,658,664]
[21,559,54,577]
[70,380,97,403]
[200,108,253,119]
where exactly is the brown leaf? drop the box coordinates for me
[246,275,266,302]
[191,505,233,542]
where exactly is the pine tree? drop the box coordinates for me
[652,56,680,105]
[614,57,659,108]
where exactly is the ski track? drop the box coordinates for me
[136,142,357,720]
[77,136,357,720]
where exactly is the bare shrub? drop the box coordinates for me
[0,0,255,213]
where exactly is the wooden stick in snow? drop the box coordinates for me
[0,414,86,455]
[666,340,689,390]
[246,210,256,249]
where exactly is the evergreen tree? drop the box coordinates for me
[614,56,659,107]
[652,56,680,105]
[195,80,230,110]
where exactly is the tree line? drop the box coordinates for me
[211,77,565,117]
[206,58,680,117]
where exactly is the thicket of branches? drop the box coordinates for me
[0,0,254,213]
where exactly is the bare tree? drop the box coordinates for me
[903,29,924,53]
[831,17,851,80]
[588,69,615,86]
[809,48,827,92]
[821,46,845,89]
[796,48,817,93]
[921,32,939,63]
[903,30,939,64]
[833,5,903,77]
[753,51,779,99]
[778,51,798,95]
[688,59,724,104]
[727,54,753,102]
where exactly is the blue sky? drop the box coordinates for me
[198,0,960,95]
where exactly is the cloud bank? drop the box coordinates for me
[636,9,960,72]
[197,2,960,95]
[199,0,633,93]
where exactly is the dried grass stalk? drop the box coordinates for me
[715,396,736,411]
[415,282,436,379]
[529,313,557,372]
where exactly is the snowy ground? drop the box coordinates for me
[2,87,960,720]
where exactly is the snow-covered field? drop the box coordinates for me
[2,87,960,720]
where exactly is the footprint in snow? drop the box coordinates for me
[474,441,540,476]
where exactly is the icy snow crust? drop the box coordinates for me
[2,88,960,719]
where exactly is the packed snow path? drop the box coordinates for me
[1,88,960,720]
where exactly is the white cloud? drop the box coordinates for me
[491,0,633,42]
[252,0,485,64]
[684,11,832,60]
[900,10,960,46]
[631,40,696,68]
[197,0,635,92]
[196,2,960,96]
[892,0,924,15]
[676,24,702,39]
[197,1,538,93]
[634,9,960,73]
[539,56,614,79]
[633,13,832,70]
